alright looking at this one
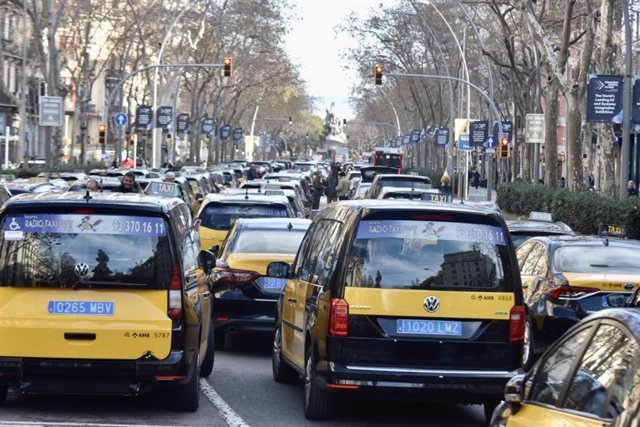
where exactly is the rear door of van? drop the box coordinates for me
[0,210,174,360]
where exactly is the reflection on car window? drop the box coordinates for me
[530,328,591,406]
[345,219,508,291]
[200,204,289,230]
[230,229,307,254]
[521,243,545,276]
[554,246,640,274]
[564,324,639,418]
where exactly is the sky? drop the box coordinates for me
[284,0,397,122]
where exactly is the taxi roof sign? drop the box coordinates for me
[529,211,553,222]
[599,224,626,238]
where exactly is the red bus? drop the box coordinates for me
[372,147,403,173]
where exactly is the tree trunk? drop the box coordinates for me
[566,95,583,191]
[543,81,559,187]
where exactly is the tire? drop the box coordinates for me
[272,324,298,383]
[522,319,536,370]
[200,327,215,378]
[303,350,334,420]
[172,355,200,412]
[214,329,226,351]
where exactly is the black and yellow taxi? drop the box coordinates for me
[490,308,640,427]
[516,228,640,369]
[0,192,215,411]
[196,192,296,251]
[212,218,311,348]
[268,200,525,421]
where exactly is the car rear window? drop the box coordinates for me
[200,203,289,230]
[229,229,307,254]
[345,214,514,291]
[554,245,640,273]
[0,213,172,289]
[379,178,431,189]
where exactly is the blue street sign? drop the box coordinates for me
[483,137,496,149]
[114,113,128,127]
[458,134,473,151]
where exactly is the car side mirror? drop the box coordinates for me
[198,250,216,273]
[210,245,220,257]
[606,294,629,308]
[267,261,290,279]
[196,193,203,203]
[503,373,526,413]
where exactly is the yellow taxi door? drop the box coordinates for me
[507,403,607,427]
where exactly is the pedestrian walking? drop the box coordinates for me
[472,170,480,189]
[336,171,350,200]
[628,180,638,196]
[325,168,339,203]
[312,171,325,210]
[439,171,451,195]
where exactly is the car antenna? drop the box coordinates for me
[244,188,249,200]
[83,190,92,202]
[287,222,293,232]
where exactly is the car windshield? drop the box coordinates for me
[230,229,307,254]
[345,219,510,291]
[200,203,289,230]
[554,245,640,273]
[0,213,172,289]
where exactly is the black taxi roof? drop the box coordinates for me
[322,199,503,216]
[529,234,640,249]
[0,191,185,214]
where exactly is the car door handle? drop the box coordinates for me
[287,297,297,303]
[202,291,211,298]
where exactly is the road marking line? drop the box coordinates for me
[0,423,186,427]
[200,379,250,427]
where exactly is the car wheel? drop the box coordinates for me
[272,324,298,383]
[303,350,333,420]
[483,399,500,425]
[214,329,226,351]
[522,319,536,370]
[200,327,215,378]
[172,355,200,412]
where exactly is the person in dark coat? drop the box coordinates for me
[311,171,325,209]
[112,171,143,193]
[472,170,480,189]
[324,168,339,203]
[246,164,257,181]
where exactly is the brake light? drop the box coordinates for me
[549,286,599,301]
[212,267,260,284]
[73,208,95,214]
[329,298,349,337]
[509,305,525,343]
[168,264,183,319]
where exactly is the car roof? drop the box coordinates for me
[1,191,185,214]
[326,199,502,216]
[233,217,311,230]
[374,174,429,180]
[531,234,639,248]
[380,186,438,195]
[582,308,640,339]
[203,193,290,204]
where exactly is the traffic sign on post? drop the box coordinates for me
[525,114,545,143]
[233,127,243,141]
[39,96,63,127]
[114,113,128,127]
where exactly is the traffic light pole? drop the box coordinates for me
[384,72,503,202]
[102,63,225,167]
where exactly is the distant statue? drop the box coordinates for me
[324,102,347,144]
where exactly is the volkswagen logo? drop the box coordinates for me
[423,296,440,313]
[74,263,90,278]
[625,283,634,291]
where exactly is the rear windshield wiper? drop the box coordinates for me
[73,280,149,290]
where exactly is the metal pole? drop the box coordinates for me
[4,126,9,169]
[620,0,632,198]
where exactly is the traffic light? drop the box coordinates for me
[374,65,383,85]
[223,57,232,77]
[499,137,510,158]
[98,124,106,144]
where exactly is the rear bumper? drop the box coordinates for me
[0,350,191,396]
[212,289,278,334]
[320,362,519,402]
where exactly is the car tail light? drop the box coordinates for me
[329,298,349,337]
[168,264,183,319]
[509,305,525,343]
[212,267,260,284]
[549,286,599,301]
[154,375,186,381]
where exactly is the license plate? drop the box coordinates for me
[396,319,462,336]
[48,301,115,316]
[262,277,286,290]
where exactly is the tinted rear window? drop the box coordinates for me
[229,229,307,254]
[0,213,172,289]
[200,203,289,230]
[379,178,430,189]
[554,245,640,273]
[345,214,514,291]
